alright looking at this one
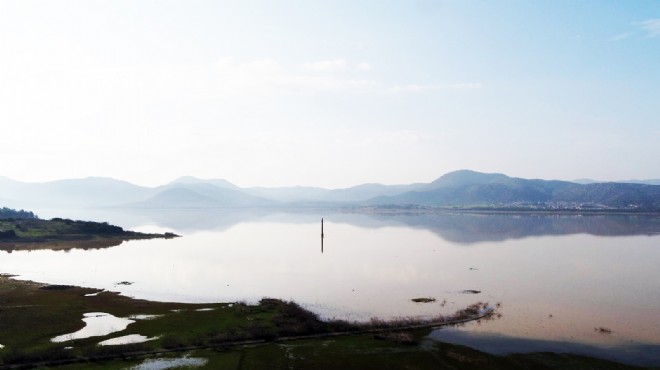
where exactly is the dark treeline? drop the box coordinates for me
[0,207,37,220]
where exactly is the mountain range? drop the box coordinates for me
[1,170,659,211]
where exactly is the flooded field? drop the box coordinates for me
[2,209,659,366]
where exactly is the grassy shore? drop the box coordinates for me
[0,218,178,243]
[0,275,647,369]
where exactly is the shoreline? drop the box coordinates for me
[0,275,496,369]
[0,275,649,370]
[345,205,660,216]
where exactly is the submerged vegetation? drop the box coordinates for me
[411,297,436,303]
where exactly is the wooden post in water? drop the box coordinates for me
[321,218,324,254]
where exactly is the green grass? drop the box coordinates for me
[0,219,176,253]
[47,336,646,370]
[0,277,354,366]
[0,276,647,370]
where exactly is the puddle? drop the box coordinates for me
[0,344,4,349]
[51,312,134,342]
[128,314,163,320]
[99,334,158,346]
[84,290,105,297]
[195,308,215,312]
[128,356,208,369]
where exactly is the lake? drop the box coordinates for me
[2,209,659,366]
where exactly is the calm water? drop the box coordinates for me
[2,209,659,365]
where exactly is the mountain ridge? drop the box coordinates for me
[371,171,660,210]
[1,170,659,211]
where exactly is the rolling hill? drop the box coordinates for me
[369,170,660,209]
[1,170,658,210]
[129,185,276,208]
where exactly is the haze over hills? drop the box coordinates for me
[371,170,660,210]
[371,171,576,206]
[0,176,152,209]
[168,176,241,190]
[573,178,660,186]
[1,170,659,211]
[623,179,660,186]
[131,184,277,209]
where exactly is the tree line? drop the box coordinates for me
[0,207,37,220]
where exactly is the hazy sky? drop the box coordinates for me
[1,1,658,188]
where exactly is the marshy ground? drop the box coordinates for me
[0,275,649,369]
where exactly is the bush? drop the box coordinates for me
[0,207,37,220]
[0,229,16,239]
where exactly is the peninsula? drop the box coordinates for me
[0,213,178,245]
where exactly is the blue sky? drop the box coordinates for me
[0,1,658,187]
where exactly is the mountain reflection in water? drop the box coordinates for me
[366,212,660,244]
[3,208,659,367]
[27,208,660,247]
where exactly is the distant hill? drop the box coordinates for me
[571,179,598,185]
[128,185,276,209]
[622,179,660,186]
[426,170,513,189]
[370,170,660,210]
[370,170,574,206]
[168,176,241,190]
[1,170,658,210]
[244,186,330,203]
[321,183,425,203]
[244,183,423,203]
[553,183,660,209]
[573,178,660,186]
[164,177,406,204]
[0,177,152,209]
[131,188,222,208]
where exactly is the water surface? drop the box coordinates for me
[51,312,134,343]
[2,210,659,365]
[99,334,158,346]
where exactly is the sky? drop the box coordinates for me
[0,0,658,188]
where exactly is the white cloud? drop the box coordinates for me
[211,58,378,94]
[356,62,372,71]
[205,58,477,95]
[386,83,482,93]
[638,18,660,38]
[301,59,349,72]
[0,55,479,132]
[608,32,632,42]
[302,59,372,72]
